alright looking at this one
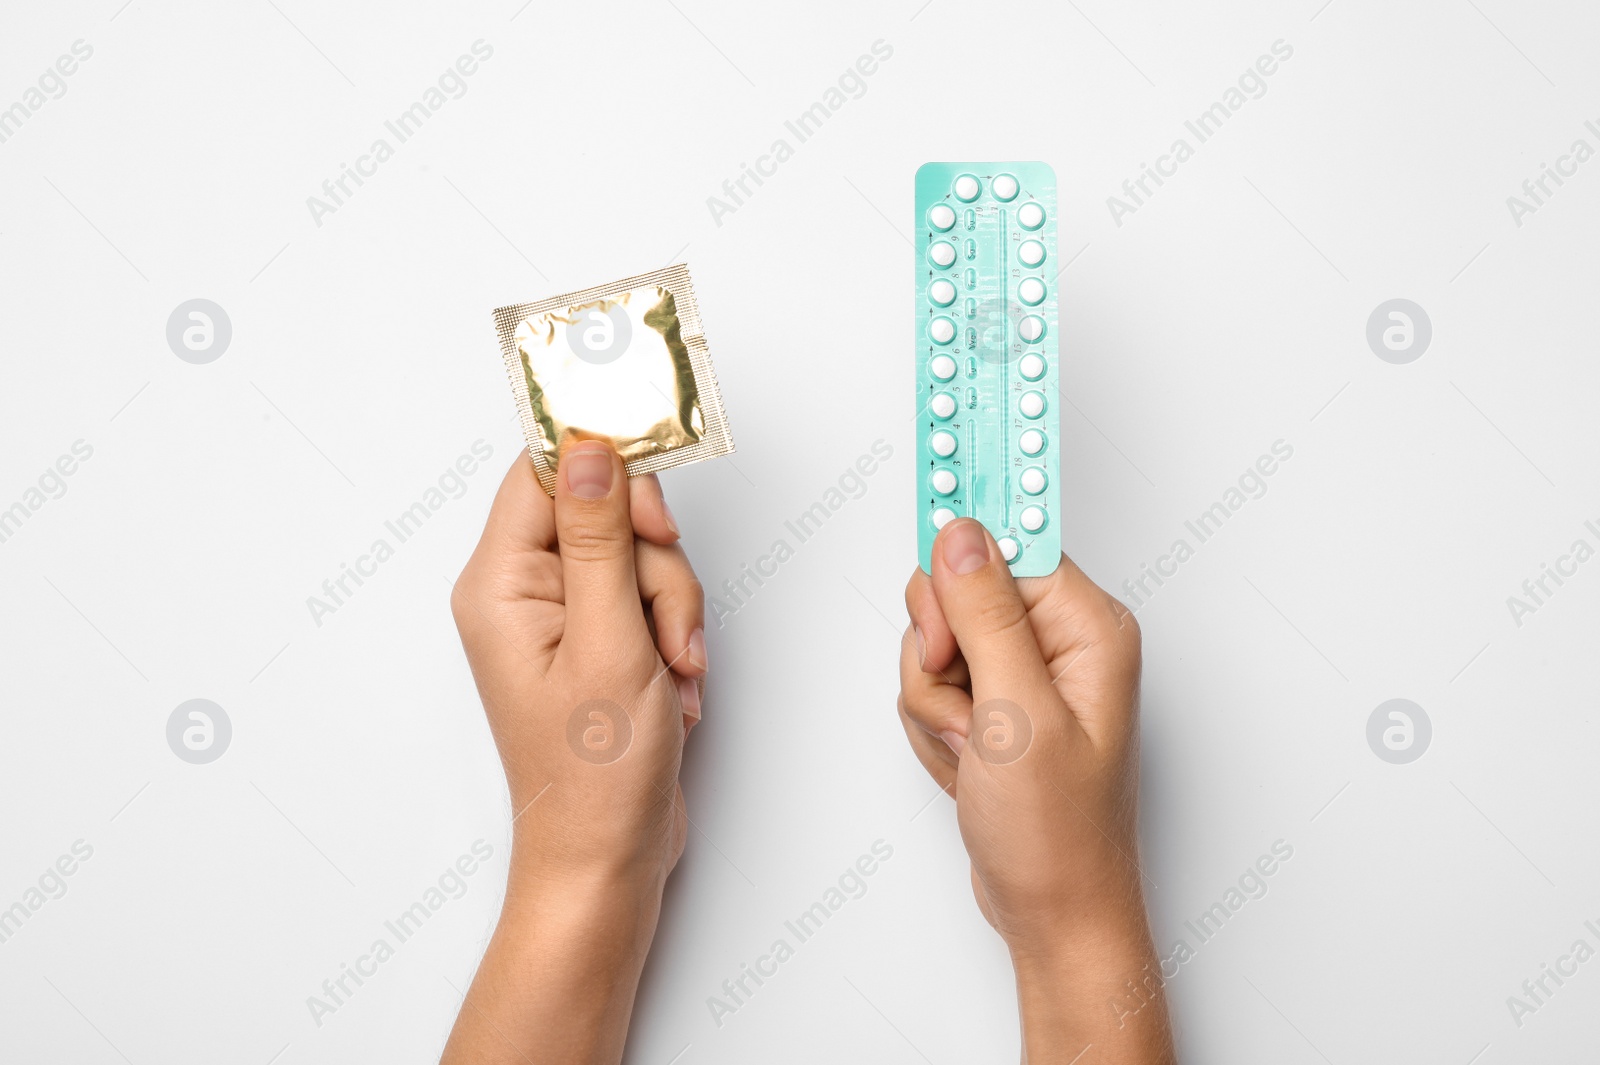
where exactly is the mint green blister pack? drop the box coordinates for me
[915,161,1061,576]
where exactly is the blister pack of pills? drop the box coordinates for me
[915,162,1061,576]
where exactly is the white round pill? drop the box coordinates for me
[929,241,956,268]
[1018,202,1045,230]
[1020,466,1047,494]
[1019,353,1046,380]
[929,316,956,344]
[929,354,957,381]
[929,278,956,306]
[1019,240,1046,267]
[1019,391,1045,418]
[1018,277,1046,306]
[929,391,957,419]
[1019,428,1046,456]
[1018,315,1046,343]
[953,174,980,202]
[928,204,956,231]
[1020,506,1047,533]
[998,537,1020,562]
[931,468,958,495]
[930,430,957,457]
[992,174,1019,201]
[931,506,956,529]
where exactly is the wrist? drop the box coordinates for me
[501,854,667,941]
[490,864,666,1017]
[1010,915,1175,1065]
[445,856,666,1064]
[995,871,1153,960]
[507,817,677,896]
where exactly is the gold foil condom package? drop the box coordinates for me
[494,264,735,493]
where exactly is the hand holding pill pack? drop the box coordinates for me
[915,162,1061,576]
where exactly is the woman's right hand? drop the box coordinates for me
[900,518,1175,1063]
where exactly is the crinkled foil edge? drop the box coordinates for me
[492,263,736,495]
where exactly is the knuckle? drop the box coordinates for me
[448,566,481,629]
[899,686,956,734]
[657,578,706,628]
[970,590,1030,640]
[900,695,936,732]
[666,563,705,605]
[557,519,632,565]
[1117,602,1142,644]
[566,636,652,681]
[647,551,703,599]
[903,574,922,619]
[972,598,1024,646]
[1103,597,1143,661]
[682,577,706,614]
[898,626,925,678]
[1078,592,1141,651]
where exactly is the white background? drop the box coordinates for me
[2,1,1597,1062]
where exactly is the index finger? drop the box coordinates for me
[473,452,558,560]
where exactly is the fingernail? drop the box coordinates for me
[941,730,966,756]
[565,448,613,498]
[943,521,989,575]
[913,625,925,664]
[676,673,702,722]
[688,628,708,672]
[662,500,680,536]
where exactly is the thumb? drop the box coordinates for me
[553,442,650,655]
[930,519,1054,699]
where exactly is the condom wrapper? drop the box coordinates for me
[494,264,735,494]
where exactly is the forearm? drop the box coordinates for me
[441,866,664,1065]
[1012,910,1176,1065]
